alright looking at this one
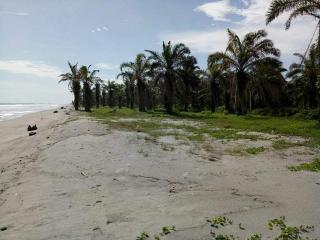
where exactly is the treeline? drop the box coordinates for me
[60,30,320,116]
[59,0,320,116]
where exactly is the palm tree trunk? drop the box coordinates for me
[73,81,81,111]
[95,83,100,108]
[164,73,174,114]
[184,84,190,112]
[210,79,216,113]
[137,80,145,112]
[83,82,92,112]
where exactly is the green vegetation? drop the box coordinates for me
[207,216,233,228]
[137,216,315,240]
[136,226,176,240]
[89,107,320,147]
[245,146,267,155]
[272,140,303,150]
[288,158,320,172]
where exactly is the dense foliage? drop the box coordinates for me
[59,1,320,116]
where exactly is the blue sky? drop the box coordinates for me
[0,0,317,104]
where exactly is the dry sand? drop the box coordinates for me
[0,108,319,239]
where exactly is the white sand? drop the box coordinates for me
[0,108,319,239]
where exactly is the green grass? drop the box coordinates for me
[272,140,303,150]
[288,158,320,172]
[245,146,267,154]
[88,107,320,147]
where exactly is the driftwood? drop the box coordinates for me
[29,132,36,136]
[27,125,38,131]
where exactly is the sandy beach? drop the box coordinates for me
[0,108,319,239]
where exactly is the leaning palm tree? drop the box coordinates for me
[79,65,99,112]
[213,29,280,114]
[146,41,191,114]
[59,62,81,110]
[266,0,320,30]
[118,54,151,112]
[266,0,320,62]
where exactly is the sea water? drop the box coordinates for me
[0,103,59,121]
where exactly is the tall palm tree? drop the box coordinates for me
[106,80,117,108]
[118,54,151,112]
[117,71,135,109]
[146,41,191,114]
[59,62,81,110]
[101,83,107,107]
[94,77,103,108]
[178,56,200,111]
[79,65,99,112]
[206,53,228,112]
[214,29,280,114]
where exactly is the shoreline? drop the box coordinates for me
[0,103,67,122]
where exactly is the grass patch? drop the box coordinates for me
[88,107,320,147]
[272,140,303,150]
[245,146,267,154]
[288,158,320,172]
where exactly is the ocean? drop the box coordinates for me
[0,103,59,121]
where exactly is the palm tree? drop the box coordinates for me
[266,0,320,30]
[206,53,229,112]
[59,62,81,110]
[214,29,280,114]
[178,56,200,111]
[118,71,135,109]
[94,77,103,108]
[146,41,191,113]
[286,44,319,108]
[249,58,287,110]
[79,65,99,112]
[266,0,320,64]
[106,80,117,108]
[118,54,151,112]
[101,83,107,107]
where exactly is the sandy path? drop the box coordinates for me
[0,110,319,239]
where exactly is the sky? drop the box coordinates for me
[0,0,317,104]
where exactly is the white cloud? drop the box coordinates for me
[0,11,29,16]
[91,26,109,33]
[161,0,318,67]
[194,0,241,22]
[0,60,62,79]
[95,63,119,70]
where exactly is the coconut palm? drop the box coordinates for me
[59,62,81,110]
[178,56,201,111]
[79,65,99,112]
[146,41,191,113]
[213,29,280,114]
[118,54,151,112]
